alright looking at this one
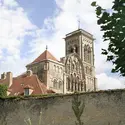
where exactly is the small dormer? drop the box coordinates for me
[24,85,33,96]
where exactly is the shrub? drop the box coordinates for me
[0,84,8,97]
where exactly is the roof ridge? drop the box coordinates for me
[30,50,58,65]
[35,75,46,93]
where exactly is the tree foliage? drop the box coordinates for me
[0,84,7,97]
[91,0,125,76]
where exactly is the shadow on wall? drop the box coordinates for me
[23,95,85,125]
[22,95,123,125]
[22,102,43,125]
[24,111,42,125]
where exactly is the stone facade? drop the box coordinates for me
[65,29,97,92]
[0,89,125,125]
[26,29,97,94]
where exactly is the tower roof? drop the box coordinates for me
[65,29,94,40]
[31,50,58,65]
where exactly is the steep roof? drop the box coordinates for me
[31,50,58,64]
[7,73,55,96]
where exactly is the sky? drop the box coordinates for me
[0,0,125,90]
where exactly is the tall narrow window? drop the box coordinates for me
[75,81,77,91]
[76,77,79,91]
[59,81,62,89]
[67,77,70,91]
[78,83,80,91]
[54,65,56,71]
[71,47,74,53]
[88,46,91,63]
[53,79,57,88]
[74,45,78,53]
[90,68,92,75]
[84,45,87,62]
[24,88,29,96]
[60,67,62,73]
[81,83,83,91]
[57,66,59,72]
[72,63,75,70]
[84,45,91,63]
[71,74,73,91]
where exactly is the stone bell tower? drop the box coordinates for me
[64,29,97,92]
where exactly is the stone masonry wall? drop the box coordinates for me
[0,89,125,125]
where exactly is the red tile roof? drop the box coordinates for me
[24,84,34,89]
[8,74,48,96]
[0,72,55,96]
[31,50,58,64]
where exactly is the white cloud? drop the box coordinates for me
[0,55,28,76]
[94,41,113,74]
[3,0,18,7]
[30,0,113,66]
[0,0,37,76]
[97,73,125,90]
[1,0,125,90]
[30,0,125,90]
[0,49,3,59]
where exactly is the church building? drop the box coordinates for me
[26,28,97,94]
[0,28,97,96]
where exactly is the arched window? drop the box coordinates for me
[65,54,85,92]
[57,66,59,72]
[71,47,74,53]
[81,83,83,91]
[87,46,91,63]
[78,82,80,91]
[67,77,70,91]
[74,45,78,53]
[75,77,79,91]
[69,59,71,64]
[60,67,62,73]
[72,63,75,70]
[84,45,87,62]
[71,74,73,92]
[69,59,71,71]
[59,81,62,89]
[53,79,57,88]
[54,65,56,71]
[84,45,91,64]
[74,77,77,91]
[84,82,86,92]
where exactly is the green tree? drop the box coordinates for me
[0,84,7,97]
[91,0,125,76]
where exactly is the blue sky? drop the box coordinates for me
[17,0,57,28]
[0,0,125,90]
[15,0,57,58]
